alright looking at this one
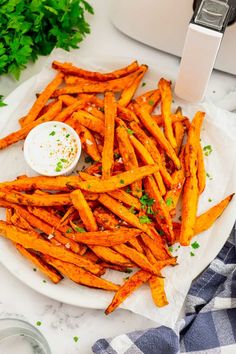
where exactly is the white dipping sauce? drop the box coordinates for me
[24,122,81,176]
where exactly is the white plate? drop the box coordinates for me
[0,50,236,326]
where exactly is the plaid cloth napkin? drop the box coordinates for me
[92,223,236,354]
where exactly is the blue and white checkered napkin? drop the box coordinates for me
[93,224,236,354]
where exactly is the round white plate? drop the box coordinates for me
[0,52,235,325]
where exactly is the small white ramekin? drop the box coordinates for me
[24,122,81,176]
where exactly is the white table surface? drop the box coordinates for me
[0,1,236,353]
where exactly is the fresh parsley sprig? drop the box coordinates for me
[0,0,93,80]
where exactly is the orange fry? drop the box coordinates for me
[149,276,168,307]
[52,60,139,81]
[74,122,101,162]
[197,143,206,194]
[158,78,177,148]
[105,270,151,314]
[73,111,105,135]
[91,246,133,267]
[102,92,116,179]
[0,190,71,206]
[71,189,98,232]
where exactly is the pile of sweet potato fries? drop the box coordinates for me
[0,60,233,314]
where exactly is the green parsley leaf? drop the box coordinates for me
[206,172,213,180]
[43,280,47,283]
[49,131,56,136]
[73,336,79,343]
[66,134,70,138]
[165,198,173,207]
[60,158,68,163]
[140,194,155,208]
[129,206,136,214]
[168,246,173,252]
[203,145,213,156]
[123,276,130,281]
[141,82,146,87]
[139,215,151,224]
[190,251,195,257]
[66,228,72,233]
[85,156,94,164]
[127,128,134,135]
[148,100,155,106]
[208,198,212,202]
[191,241,200,249]
[120,179,125,184]
[0,95,7,107]
[75,227,86,233]
[36,321,41,326]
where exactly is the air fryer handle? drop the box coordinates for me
[174,23,223,103]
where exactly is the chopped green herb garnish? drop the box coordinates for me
[75,227,86,233]
[36,321,41,326]
[66,134,70,138]
[60,158,68,163]
[49,131,56,136]
[129,206,136,214]
[99,107,104,113]
[141,82,146,87]
[33,268,37,272]
[124,268,133,274]
[203,145,213,156]
[168,246,173,252]
[123,276,130,281]
[66,228,72,233]
[206,172,213,180]
[85,156,94,164]
[158,230,165,236]
[127,128,134,135]
[165,198,173,207]
[208,198,212,202]
[126,187,131,194]
[43,280,47,283]
[73,336,79,343]
[148,99,155,106]
[190,251,195,257]
[87,184,91,189]
[120,179,125,184]
[114,152,121,159]
[139,215,151,224]
[191,241,200,249]
[140,194,155,209]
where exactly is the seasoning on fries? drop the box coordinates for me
[0,59,233,314]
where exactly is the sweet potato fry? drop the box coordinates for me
[158,78,177,148]
[194,194,234,235]
[91,246,133,266]
[185,111,205,177]
[77,165,158,193]
[0,190,71,206]
[102,92,116,179]
[128,237,144,253]
[0,175,82,192]
[144,176,174,244]
[74,122,101,161]
[113,244,159,274]
[69,228,140,246]
[73,111,105,135]
[52,60,139,81]
[58,206,77,227]
[23,72,64,126]
[45,256,119,291]
[135,89,161,114]
[116,125,141,197]
[55,98,90,123]
[197,143,206,194]
[180,174,199,246]
[65,76,96,85]
[98,194,154,239]
[53,71,141,96]
[71,190,97,231]
[129,134,166,196]
[0,100,62,150]
[16,245,62,283]
[118,65,148,107]
[108,190,141,210]
[0,221,101,274]
[11,211,33,230]
[105,270,151,314]
[59,94,77,106]
[173,107,185,154]
[141,232,170,261]
[133,103,180,169]
[85,105,104,120]
[129,121,173,188]
[149,276,168,307]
